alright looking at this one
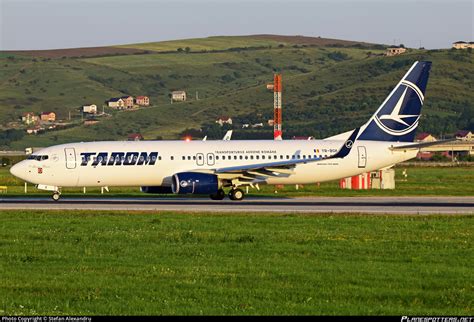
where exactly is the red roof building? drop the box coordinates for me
[40,112,56,122]
[136,96,150,106]
[415,132,436,142]
[455,130,473,140]
[127,133,144,141]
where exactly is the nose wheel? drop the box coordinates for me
[229,188,244,201]
[52,191,61,201]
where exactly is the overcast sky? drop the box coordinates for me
[1,0,472,50]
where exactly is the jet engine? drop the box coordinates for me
[171,172,219,194]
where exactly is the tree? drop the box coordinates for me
[185,47,191,53]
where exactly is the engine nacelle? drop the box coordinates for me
[171,172,219,194]
[140,186,173,194]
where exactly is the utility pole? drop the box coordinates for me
[196,91,199,100]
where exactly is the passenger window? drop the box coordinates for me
[187,156,191,160]
[171,156,174,160]
[239,155,243,160]
[280,155,283,159]
[245,156,248,160]
[182,156,185,160]
[256,155,259,160]
[158,156,162,161]
[262,155,266,159]
[286,155,289,159]
[193,156,196,160]
[216,156,219,160]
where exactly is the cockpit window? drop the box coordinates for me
[27,155,49,161]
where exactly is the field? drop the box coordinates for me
[1,165,473,197]
[0,210,471,315]
[0,35,472,149]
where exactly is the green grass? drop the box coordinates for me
[0,210,472,315]
[1,165,473,197]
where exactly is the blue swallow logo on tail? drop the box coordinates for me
[358,61,432,142]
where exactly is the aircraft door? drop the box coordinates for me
[207,153,215,166]
[358,146,367,168]
[196,153,204,166]
[65,148,77,169]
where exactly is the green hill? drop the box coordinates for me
[0,35,472,149]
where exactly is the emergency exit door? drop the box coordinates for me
[358,146,367,168]
[65,148,76,169]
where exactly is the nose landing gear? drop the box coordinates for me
[52,191,61,201]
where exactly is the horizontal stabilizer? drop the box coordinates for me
[389,139,457,151]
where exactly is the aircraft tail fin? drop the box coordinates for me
[357,61,432,142]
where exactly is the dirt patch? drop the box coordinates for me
[247,34,377,47]
[3,46,154,58]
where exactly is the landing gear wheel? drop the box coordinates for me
[52,192,61,201]
[210,189,226,200]
[229,188,244,201]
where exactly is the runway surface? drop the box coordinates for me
[1,196,473,214]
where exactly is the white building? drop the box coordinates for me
[171,91,186,102]
[82,104,97,114]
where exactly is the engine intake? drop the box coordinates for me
[171,172,219,194]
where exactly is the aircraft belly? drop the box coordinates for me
[76,166,164,187]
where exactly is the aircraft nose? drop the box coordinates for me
[10,161,26,180]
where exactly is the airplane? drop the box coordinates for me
[10,61,447,201]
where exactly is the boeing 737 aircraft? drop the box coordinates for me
[10,61,445,201]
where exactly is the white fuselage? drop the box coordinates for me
[11,139,417,188]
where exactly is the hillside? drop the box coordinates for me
[0,35,472,149]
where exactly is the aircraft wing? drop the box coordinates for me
[202,128,359,184]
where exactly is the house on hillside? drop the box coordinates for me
[171,91,186,102]
[385,46,407,56]
[21,112,39,125]
[128,133,144,141]
[452,41,470,49]
[40,112,56,122]
[216,116,233,126]
[136,96,150,106]
[455,130,473,141]
[82,104,97,114]
[121,96,134,108]
[108,98,125,109]
[415,132,437,142]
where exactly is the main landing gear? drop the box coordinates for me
[228,188,244,201]
[52,191,61,201]
[209,188,245,201]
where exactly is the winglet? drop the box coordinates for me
[331,127,359,159]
